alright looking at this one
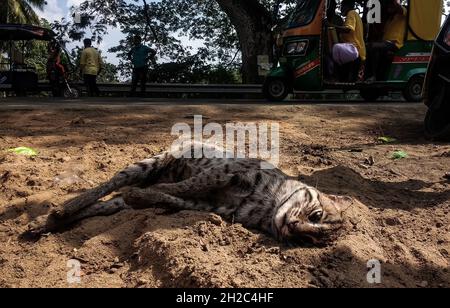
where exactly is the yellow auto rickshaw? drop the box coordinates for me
[263,0,443,102]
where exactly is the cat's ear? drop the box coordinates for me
[327,195,354,213]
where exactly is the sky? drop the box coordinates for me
[37,0,203,65]
[38,0,124,64]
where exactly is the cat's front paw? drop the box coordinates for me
[25,213,60,239]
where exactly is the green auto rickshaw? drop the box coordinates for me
[263,0,443,102]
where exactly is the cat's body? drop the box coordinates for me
[29,142,351,244]
[126,156,304,238]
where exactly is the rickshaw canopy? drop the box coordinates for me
[0,24,74,71]
[0,24,56,41]
[407,0,443,41]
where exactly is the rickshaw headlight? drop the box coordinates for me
[285,41,308,55]
[295,42,308,53]
[286,42,298,55]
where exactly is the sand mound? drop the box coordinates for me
[1,105,449,288]
[4,194,444,288]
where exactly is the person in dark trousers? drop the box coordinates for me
[80,39,103,97]
[128,35,156,97]
[366,0,407,81]
[46,42,67,97]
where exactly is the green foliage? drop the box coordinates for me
[53,0,300,83]
[98,62,119,83]
[148,59,241,84]
[48,0,450,83]
[0,0,46,24]
[25,41,47,80]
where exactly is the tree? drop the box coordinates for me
[202,0,273,83]
[149,0,297,83]
[61,0,450,84]
[23,39,48,80]
[98,62,119,83]
[0,0,46,25]
[169,0,275,84]
[63,0,297,84]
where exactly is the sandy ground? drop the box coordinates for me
[0,100,449,288]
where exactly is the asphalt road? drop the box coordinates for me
[0,97,420,109]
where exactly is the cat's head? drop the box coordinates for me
[274,187,353,245]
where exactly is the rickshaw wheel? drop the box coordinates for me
[403,75,425,102]
[263,78,290,102]
[425,87,450,140]
[63,87,81,99]
[360,89,380,102]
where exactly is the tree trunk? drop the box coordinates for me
[215,0,273,84]
[0,0,9,24]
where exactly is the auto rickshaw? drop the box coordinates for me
[263,0,443,102]
[0,24,79,98]
[424,15,450,139]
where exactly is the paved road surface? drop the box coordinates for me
[0,97,420,109]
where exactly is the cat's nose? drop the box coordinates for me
[287,221,300,233]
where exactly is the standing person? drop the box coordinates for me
[332,0,366,82]
[80,38,103,97]
[366,0,407,81]
[128,35,156,96]
[46,42,67,97]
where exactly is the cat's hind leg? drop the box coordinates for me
[27,197,130,236]
[123,187,195,210]
[66,197,131,222]
[27,154,170,237]
[152,171,235,197]
[122,170,236,211]
[52,153,173,220]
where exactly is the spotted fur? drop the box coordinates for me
[29,143,352,244]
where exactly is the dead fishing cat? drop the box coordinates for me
[28,142,353,245]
